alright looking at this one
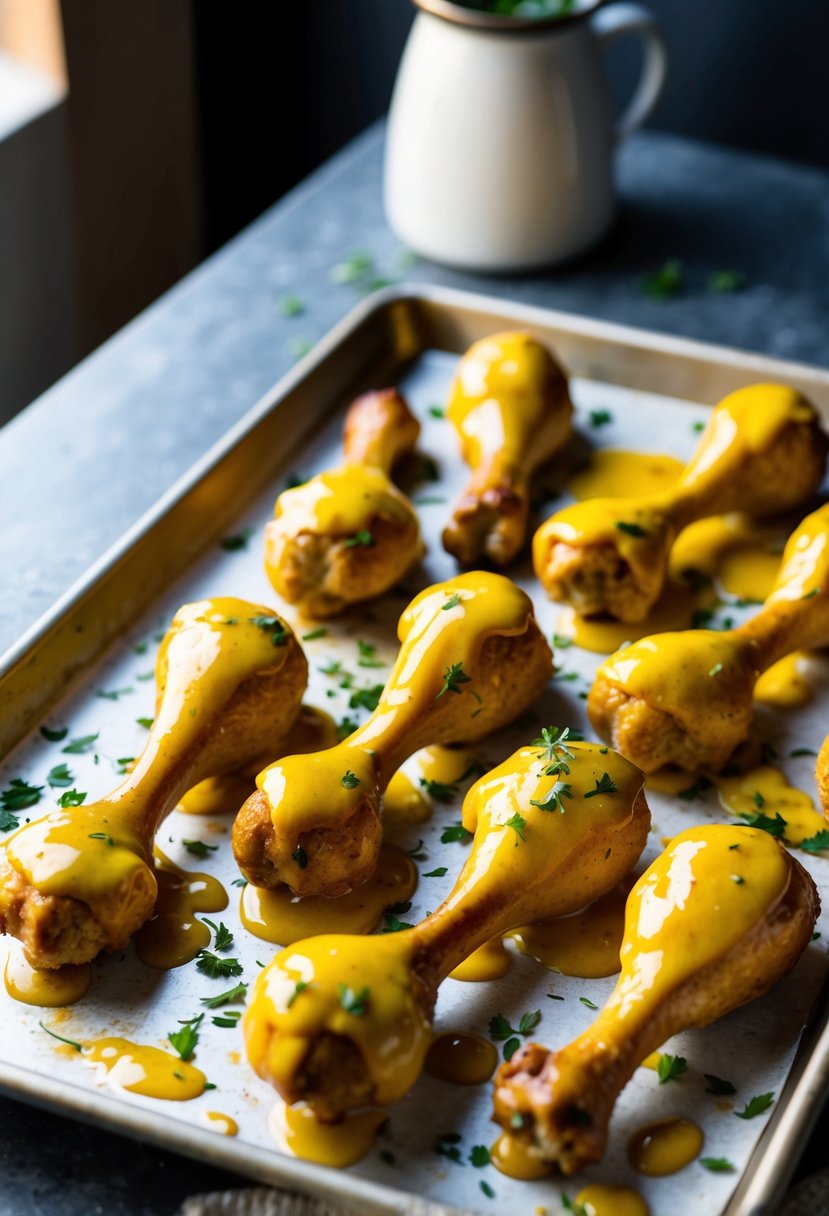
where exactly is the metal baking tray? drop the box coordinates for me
[2,285,829,1216]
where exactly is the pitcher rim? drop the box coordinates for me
[412,0,605,33]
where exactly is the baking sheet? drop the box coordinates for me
[1,346,827,1216]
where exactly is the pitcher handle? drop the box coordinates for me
[592,2,668,143]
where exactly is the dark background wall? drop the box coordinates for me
[194,0,829,252]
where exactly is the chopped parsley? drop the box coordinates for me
[579,996,599,1010]
[735,1092,774,1119]
[738,810,787,838]
[286,336,313,360]
[1,778,43,811]
[338,983,370,1016]
[292,846,309,869]
[56,787,85,807]
[40,725,68,743]
[88,832,114,847]
[791,747,818,758]
[96,686,133,701]
[440,822,473,844]
[678,776,712,801]
[428,405,445,419]
[530,780,574,814]
[343,530,374,548]
[420,778,458,803]
[220,527,254,552]
[589,409,613,428]
[287,981,309,1009]
[800,830,829,853]
[203,919,233,951]
[212,1011,242,1028]
[200,982,247,1009]
[136,717,154,730]
[489,1008,541,1057]
[436,662,472,698]
[337,715,359,740]
[708,269,746,294]
[615,521,647,538]
[382,912,415,933]
[248,615,288,646]
[168,1014,203,1060]
[278,294,305,317]
[301,627,328,642]
[704,1074,736,1095]
[182,839,218,858]
[479,1180,495,1199]
[423,866,448,877]
[552,632,572,649]
[504,811,526,843]
[40,1021,82,1052]
[469,1145,490,1167]
[442,593,461,611]
[642,259,684,300]
[657,1053,687,1083]
[356,640,384,668]
[195,952,243,980]
[349,685,384,712]
[700,1157,735,1172]
[341,770,361,789]
[584,772,618,799]
[331,250,374,284]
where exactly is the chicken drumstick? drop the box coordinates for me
[0,598,307,968]
[244,737,649,1120]
[588,503,829,772]
[533,384,827,622]
[493,824,818,1173]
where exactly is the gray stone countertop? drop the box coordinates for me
[1,121,829,1213]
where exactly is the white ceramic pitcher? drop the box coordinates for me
[384,0,668,271]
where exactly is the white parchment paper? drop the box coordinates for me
[1,349,826,1216]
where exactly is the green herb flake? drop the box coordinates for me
[469,1144,491,1168]
[168,1013,203,1060]
[800,830,829,853]
[704,1074,737,1095]
[615,521,647,538]
[552,632,572,649]
[700,1157,735,1172]
[657,1053,688,1083]
[419,778,458,803]
[212,1011,242,1028]
[279,294,305,317]
[182,839,218,859]
[349,685,384,713]
[442,592,461,611]
[96,687,133,701]
[1,778,43,812]
[738,810,787,838]
[292,845,308,869]
[708,269,746,295]
[88,832,114,847]
[40,1020,82,1052]
[440,822,473,844]
[436,661,472,698]
[286,337,313,360]
[203,919,233,951]
[423,866,448,877]
[479,1180,495,1199]
[136,717,154,730]
[47,764,73,789]
[248,615,288,647]
[428,405,445,419]
[301,627,328,642]
[504,811,526,843]
[735,1092,774,1119]
[57,789,87,808]
[584,772,618,799]
[40,725,68,743]
[201,982,248,1009]
[341,770,361,789]
[343,530,374,549]
[220,527,254,552]
[643,259,684,300]
[195,952,243,980]
[579,996,599,1010]
[287,981,309,1009]
[589,409,613,428]
[338,983,370,1016]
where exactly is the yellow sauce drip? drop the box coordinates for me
[202,1111,238,1136]
[383,771,431,826]
[180,706,337,815]
[512,882,628,978]
[576,1184,650,1216]
[448,331,569,478]
[765,502,829,605]
[610,826,788,1018]
[716,766,825,846]
[4,953,91,1007]
[568,450,682,501]
[628,1118,703,1176]
[645,768,697,796]
[269,1101,385,1167]
[246,934,432,1106]
[136,850,228,970]
[556,580,696,655]
[417,745,479,788]
[670,514,781,602]
[269,466,412,540]
[754,653,813,709]
[424,1032,498,1086]
[640,1051,661,1071]
[239,844,416,945]
[84,1037,206,1100]
[6,599,295,923]
[257,573,535,861]
[449,938,512,983]
[490,1132,553,1180]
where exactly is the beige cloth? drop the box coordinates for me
[180,1173,829,1216]
[179,1187,468,1216]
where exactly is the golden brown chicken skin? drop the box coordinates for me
[492,825,819,1173]
[534,384,828,622]
[264,389,423,617]
[0,599,307,968]
[588,503,829,772]
[243,737,649,1120]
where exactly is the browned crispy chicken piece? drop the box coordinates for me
[493,825,818,1173]
[0,599,306,968]
[244,738,649,1120]
[264,389,423,617]
[232,572,553,898]
[588,503,829,771]
[442,332,573,567]
[817,735,829,820]
[533,384,828,622]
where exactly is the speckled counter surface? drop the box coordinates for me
[1,121,829,1214]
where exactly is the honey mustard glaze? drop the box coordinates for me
[382,771,431,826]
[245,741,647,1112]
[202,1111,238,1136]
[576,1184,650,1216]
[84,1037,206,1100]
[628,1118,703,1176]
[256,573,535,856]
[424,1031,498,1086]
[449,937,512,982]
[447,331,569,480]
[567,450,682,501]
[512,880,629,979]
[555,580,696,655]
[6,600,295,930]
[269,1101,386,1167]
[534,385,815,586]
[4,953,91,1007]
[601,826,788,1028]
[490,1132,553,1180]
[717,767,826,846]
[239,844,416,945]
[136,848,228,969]
[268,466,413,543]
[754,653,814,708]
[670,514,781,602]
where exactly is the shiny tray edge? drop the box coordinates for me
[2,281,829,1214]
